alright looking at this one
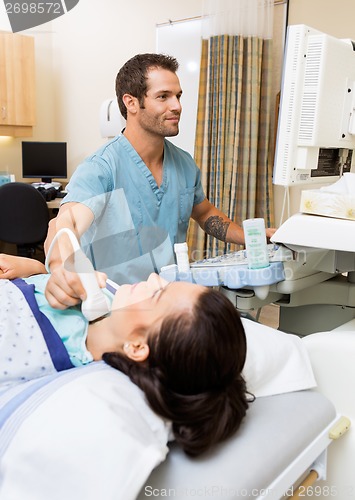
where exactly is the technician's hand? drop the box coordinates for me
[266,227,277,240]
[45,264,107,310]
[0,253,46,279]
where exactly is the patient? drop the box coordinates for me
[0,254,249,457]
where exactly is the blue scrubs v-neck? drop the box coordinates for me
[120,134,168,205]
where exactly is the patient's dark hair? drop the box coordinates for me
[115,53,179,119]
[103,288,250,457]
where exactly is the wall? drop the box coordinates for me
[0,0,203,181]
[52,0,355,224]
[156,18,202,157]
[51,0,287,209]
[2,0,354,225]
[47,0,204,176]
[288,0,355,38]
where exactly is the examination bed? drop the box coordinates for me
[0,317,351,500]
[139,391,338,500]
[139,326,354,500]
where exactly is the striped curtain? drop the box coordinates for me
[188,3,274,261]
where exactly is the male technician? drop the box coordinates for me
[44,53,274,310]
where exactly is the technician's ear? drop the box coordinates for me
[122,93,138,115]
[123,341,149,362]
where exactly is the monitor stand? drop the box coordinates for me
[39,179,62,190]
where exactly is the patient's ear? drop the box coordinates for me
[123,340,149,362]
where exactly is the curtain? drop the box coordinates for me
[188,0,275,262]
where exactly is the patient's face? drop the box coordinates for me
[111,273,205,331]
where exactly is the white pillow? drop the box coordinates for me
[242,318,316,397]
[0,363,170,500]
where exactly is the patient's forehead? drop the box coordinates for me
[110,279,205,313]
[161,279,206,295]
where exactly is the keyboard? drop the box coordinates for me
[190,243,293,268]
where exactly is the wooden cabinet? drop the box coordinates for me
[0,33,35,137]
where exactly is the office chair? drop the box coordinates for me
[0,182,50,259]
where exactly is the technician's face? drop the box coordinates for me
[137,68,183,137]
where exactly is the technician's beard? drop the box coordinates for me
[164,126,179,137]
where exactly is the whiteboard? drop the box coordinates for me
[156,18,202,156]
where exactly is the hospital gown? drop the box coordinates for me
[0,276,113,390]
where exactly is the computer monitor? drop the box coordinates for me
[273,24,355,187]
[22,141,67,184]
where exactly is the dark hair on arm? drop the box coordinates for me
[115,53,179,120]
[103,288,252,457]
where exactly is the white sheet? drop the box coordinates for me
[0,363,170,500]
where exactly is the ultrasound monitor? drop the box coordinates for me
[273,24,355,187]
[22,141,67,184]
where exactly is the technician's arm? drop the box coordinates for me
[44,202,103,310]
[191,199,276,244]
[191,199,245,244]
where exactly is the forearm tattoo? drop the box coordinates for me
[204,216,230,242]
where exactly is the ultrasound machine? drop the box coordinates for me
[160,213,355,336]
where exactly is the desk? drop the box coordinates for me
[47,198,62,210]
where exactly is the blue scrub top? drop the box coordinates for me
[63,134,205,284]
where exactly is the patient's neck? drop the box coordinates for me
[86,315,122,360]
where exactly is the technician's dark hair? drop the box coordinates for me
[103,288,251,457]
[115,53,179,120]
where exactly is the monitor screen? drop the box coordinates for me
[22,141,67,184]
[273,24,355,187]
